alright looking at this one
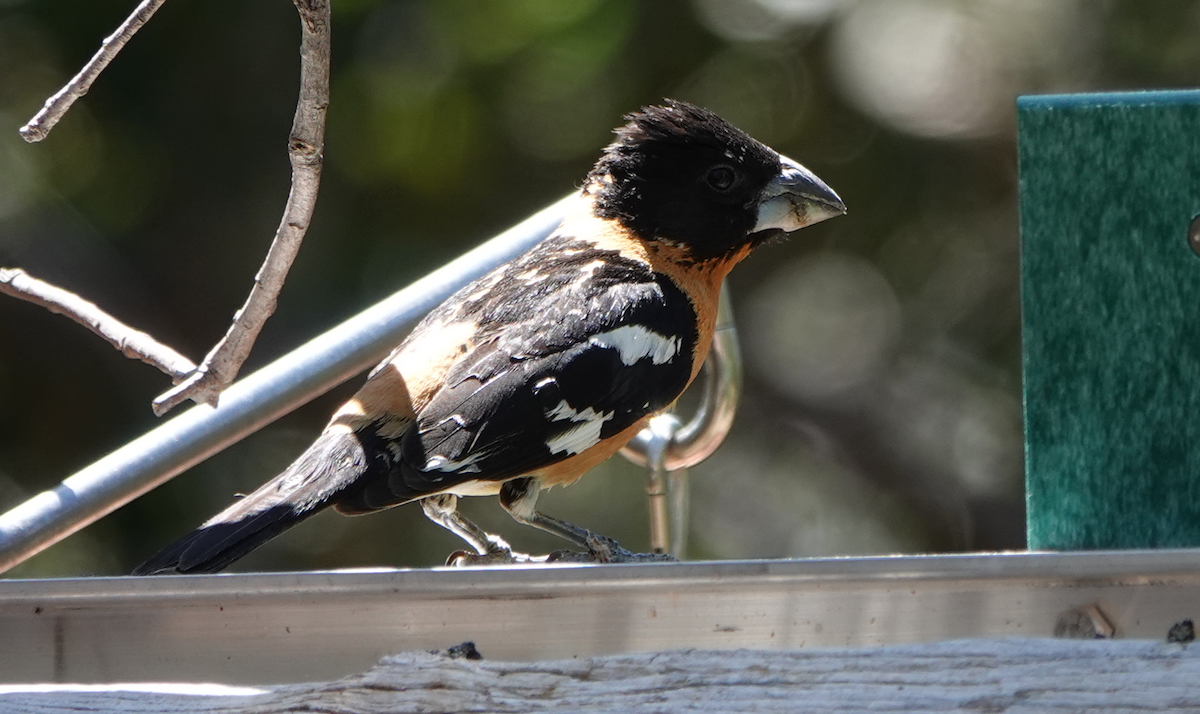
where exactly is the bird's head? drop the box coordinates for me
[586,100,845,262]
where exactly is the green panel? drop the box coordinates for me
[1020,90,1200,550]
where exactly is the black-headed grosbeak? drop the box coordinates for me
[135,100,845,574]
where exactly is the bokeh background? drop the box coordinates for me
[0,0,1192,576]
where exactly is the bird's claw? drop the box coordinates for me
[446,532,677,566]
[445,540,547,567]
[546,534,677,564]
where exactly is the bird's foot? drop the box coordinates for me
[446,533,676,566]
[546,533,677,564]
[447,549,547,566]
[445,534,547,566]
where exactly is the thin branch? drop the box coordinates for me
[19,0,168,143]
[0,268,196,380]
[152,0,331,416]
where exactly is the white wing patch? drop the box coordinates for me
[544,399,614,455]
[588,325,681,366]
[546,420,609,456]
[425,453,484,473]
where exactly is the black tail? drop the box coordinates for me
[133,429,376,575]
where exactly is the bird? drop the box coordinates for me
[133,100,845,575]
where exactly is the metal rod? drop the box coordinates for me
[640,414,680,554]
[0,195,575,574]
[622,286,742,557]
[667,466,689,558]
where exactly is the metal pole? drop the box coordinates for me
[621,286,743,557]
[639,414,680,554]
[0,195,574,574]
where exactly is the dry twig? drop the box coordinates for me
[10,0,332,416]
[0,268,196,379]
[20,0,168,143]
[152,0,331,416]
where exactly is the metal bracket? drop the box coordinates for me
[620,285,743,557]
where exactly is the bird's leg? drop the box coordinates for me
[499,478,675,563]
[420,493,537,566]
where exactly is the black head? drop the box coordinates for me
[588,100,829,262]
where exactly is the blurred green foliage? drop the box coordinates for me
[0,0,1195,577]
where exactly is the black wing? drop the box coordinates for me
[354,236,700,506]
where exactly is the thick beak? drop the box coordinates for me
[752,155,846,234]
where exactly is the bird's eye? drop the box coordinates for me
[706,166,737,192]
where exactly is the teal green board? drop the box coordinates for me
[1020,90,1200,550]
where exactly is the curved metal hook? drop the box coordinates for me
[621,285,742,557]
[620,284,743,471]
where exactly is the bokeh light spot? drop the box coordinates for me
[748,252,902,403]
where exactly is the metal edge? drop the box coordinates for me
[4,550,1200,605]
[1017,89,1200,110]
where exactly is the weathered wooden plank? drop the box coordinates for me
[3,639,1199,713]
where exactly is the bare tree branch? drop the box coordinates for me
[19,0,168,143]
[152,0,331,416]
[0,268,196,379]
[12,0,331,415]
